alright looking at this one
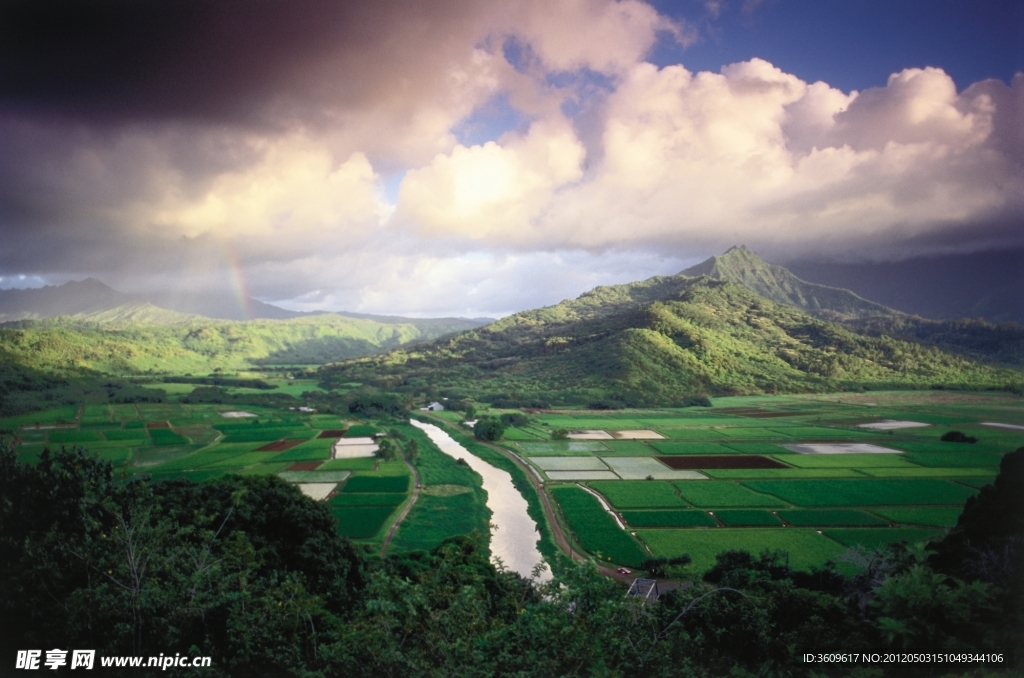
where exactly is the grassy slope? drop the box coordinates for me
[323,276,1020,403]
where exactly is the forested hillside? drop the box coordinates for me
[322,277,1021,404]
[0,313,484,375]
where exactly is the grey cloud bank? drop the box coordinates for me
[0,0,1020,318]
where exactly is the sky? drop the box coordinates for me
[0,0,1021,317]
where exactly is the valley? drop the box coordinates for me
[2,247,1021,676]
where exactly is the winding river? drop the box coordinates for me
[410,420,551,582]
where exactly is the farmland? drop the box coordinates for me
[473,389,1024,572]
[3,400,429,548]
[6,387,1022,576]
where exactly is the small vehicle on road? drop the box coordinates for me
[616,568,631,575]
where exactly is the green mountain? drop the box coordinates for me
[321,272,1021,405]
[681,246,897,320]
[0,312,486,375]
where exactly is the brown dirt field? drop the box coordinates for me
[256,439,304,452]
[657,455,788,469]
[146,421,170,428]
[317,429,347,438]
[287,461,323,471]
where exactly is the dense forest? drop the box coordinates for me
[2,440,1020,677]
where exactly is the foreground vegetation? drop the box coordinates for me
[1,441,1020,677]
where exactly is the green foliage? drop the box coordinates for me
[929,447,1024,587]
[0,445,366,672]
[941,430,979,443]
[499,412,529,427]
[320,272,1020,404]
[473,418,505,441]
[872,566,1001,650]
[346,394,405,417]
[2,438,1020,677]
[375,437,397,461]
[0,313,483,376]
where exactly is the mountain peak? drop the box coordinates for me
[681,246,896,320]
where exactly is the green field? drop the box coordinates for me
[518,441,607,455]
[823,527,945,550]
[777,509,889,527]
[390,493,486,552]
[552,486,647,567]
[638,528,846,572]
[742,479,978,507]
[713,509,783,526]
[587,481,688,508]
[872,507,963,527]
[332,506,399,539]
[150,429,190,446]
[674,481,788,508]
[342,475,409,493]
[704,468,868,479]
[329,492,406,507]
[620,510,717,528]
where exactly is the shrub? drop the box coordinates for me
[499,413,529,427]
[940,430,977,444]
[473,418,505,441]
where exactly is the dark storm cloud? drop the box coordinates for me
[0,0,484,124]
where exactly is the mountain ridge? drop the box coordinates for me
[681,246,897,320]
[0,278,491,328]
[321,270,1021,404]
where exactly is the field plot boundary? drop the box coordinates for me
[600,457,707,480]
[658,455,788,470]
[531,456,609,471]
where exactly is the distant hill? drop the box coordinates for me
[0,279,130,322]
[681,246,896,320]
[0,279,493,331]
[0,311,488,375]
[322,273,1020,404]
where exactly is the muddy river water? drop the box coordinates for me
[410,420,551,582]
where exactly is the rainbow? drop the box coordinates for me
[223,243,253,320]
